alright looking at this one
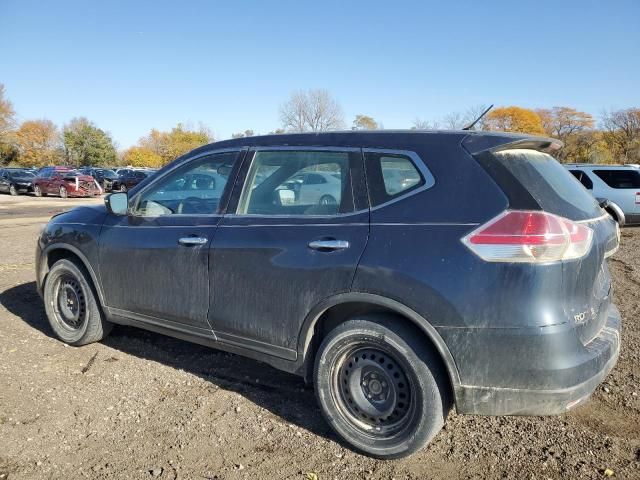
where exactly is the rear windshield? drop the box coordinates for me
[593,169,640,189]
[492,149,602,220]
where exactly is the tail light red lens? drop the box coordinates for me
[635,192,640,204]
[463,210,593,263]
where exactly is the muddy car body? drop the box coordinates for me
[35,131,621,458]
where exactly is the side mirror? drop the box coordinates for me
[277,189,295,205]
[105,192,129,215]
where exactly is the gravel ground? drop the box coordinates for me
[0,195,638,479]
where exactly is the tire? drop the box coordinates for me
[319,195,337,206]
[34,184,45,197]
[59,186,68,198]
[119,184,127,193]
[9,184,18,196]
[314,315,451,459]
[43,259,112,346]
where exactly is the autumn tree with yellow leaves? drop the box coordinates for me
[484,106,545,135]
[121,146,163,168]
[137,123,213,166]
[15,119,63,167]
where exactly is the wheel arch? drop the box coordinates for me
[605,201,626,227]
[297,292,461,390]
[40,244,105,306]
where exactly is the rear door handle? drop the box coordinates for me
[308,239,350,251]
[178,236,208,246]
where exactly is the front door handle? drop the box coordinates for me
[308,239,350,251]
[178,236,208,246]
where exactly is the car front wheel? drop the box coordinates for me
[119,184,127,192]
[34,185,44,197]
[319,195,337,206]
[9,184,18,196]
[59,186,68,198]
[43,259,112,345]
[314,315,450,459]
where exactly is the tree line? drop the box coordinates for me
[1,84,638,168]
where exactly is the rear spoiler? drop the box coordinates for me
[462,133,563,156]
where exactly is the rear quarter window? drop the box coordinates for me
[593,169,640,189]
[365,151,432,207]
[491,149,602,220]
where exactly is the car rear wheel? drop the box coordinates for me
[314,315,450,459]
[9,184,18,196]
[59,186,68,198]
[34,185,45,197]
[43,259,112,345]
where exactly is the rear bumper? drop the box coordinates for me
[453,304,621,415]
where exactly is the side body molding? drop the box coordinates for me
[297,292,461,388]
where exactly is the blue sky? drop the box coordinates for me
[1,0,639,149]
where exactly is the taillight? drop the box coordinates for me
[635,192,640,204]
[462,210,593,263]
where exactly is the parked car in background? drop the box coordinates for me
[33,167,102,198]
[35,131,620,458]
[566,164,640,225]
[279,170,343,206]
[0,168,35,195]
[78,168,118,191]
[110,169,153,192]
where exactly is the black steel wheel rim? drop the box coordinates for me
[332,345,416,438]
[52,274,86,331]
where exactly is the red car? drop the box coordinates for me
[33,167,102,198]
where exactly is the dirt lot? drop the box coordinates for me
[0,194,639,480]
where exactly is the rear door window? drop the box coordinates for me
[491,149,601,220]
[593,169,640,189]
[237,150,357,216]
[569,170,593,189]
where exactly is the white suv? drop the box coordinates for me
[566,164,640,225]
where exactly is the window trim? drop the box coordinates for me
[128,147,245,218]
[230,146,368,219]
[568,169,594,190]
[363,148,436,211]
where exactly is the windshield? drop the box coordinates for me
[9,170,35,179]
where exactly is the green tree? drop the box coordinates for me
[63,117,117,166]
[484,106,545,135]
[352,115,378,130]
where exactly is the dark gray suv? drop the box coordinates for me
[35,131,621,458]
